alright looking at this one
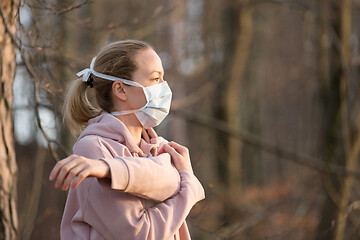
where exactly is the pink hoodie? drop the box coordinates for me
[60,112,205,240]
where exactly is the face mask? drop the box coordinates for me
[76,57,172,128]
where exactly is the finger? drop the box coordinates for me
[71,168,92,189]
[55,158,81,188]
[163,144,182,160]
[157,144,167,155]
[138,149,145,157]
[61,163,86,191]
[49,155,76,181]
[147,128,158,138]
[168,141,188,155]
[142,128,150,143]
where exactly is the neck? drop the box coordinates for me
[115,114,142,146]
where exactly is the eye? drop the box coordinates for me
[151,77,165,82]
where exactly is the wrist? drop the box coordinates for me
[104,162,111,178]
[98,160,111,178]
[178,167,193,175]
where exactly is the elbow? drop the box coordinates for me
[166,168,181,199]
[154,168,181,202]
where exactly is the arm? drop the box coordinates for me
[49,135,180,202]
[101,154,180,201]
[83,141,205,240]
[101,130,180,201]
[84,169,205,240]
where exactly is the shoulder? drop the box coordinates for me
[74,135,102,150]
[73,135,113,159]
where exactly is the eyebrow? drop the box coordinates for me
[149,71,163,75]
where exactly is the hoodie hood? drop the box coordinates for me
[76,111,147,156]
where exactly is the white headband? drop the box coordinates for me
[76,57,143,88]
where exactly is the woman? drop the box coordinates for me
[49,39,205,240]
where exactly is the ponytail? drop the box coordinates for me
[63,78,100,136]
[63,39,152,136]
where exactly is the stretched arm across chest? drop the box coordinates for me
[49,135,180,202]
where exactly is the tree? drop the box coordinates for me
[0,0,19,239]
[317,0,360,239]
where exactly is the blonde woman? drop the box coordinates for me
[49,40,205,240]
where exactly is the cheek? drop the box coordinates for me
[128,87,147,108]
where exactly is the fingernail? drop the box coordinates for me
[55,183,59,188]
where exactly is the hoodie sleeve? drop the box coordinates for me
[74,135,180,202]
[101,154,180,202]
[84,169,205,240]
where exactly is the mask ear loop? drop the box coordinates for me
[76,56,155,116]
[76,56,145,88]
[110,104,147,116]
[110,79,149,116]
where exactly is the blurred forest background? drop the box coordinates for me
[1,0,360,239]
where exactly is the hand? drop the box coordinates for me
[49,154,110,191]
[158,141,193,174]
[142,127,158,143]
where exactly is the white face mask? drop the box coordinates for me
[76,57,172,128]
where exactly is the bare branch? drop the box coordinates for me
[1,1,66,162]
[171,109,360,178]
[26,0,92,16]
[33,83,60,162]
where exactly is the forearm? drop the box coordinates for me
[101,154,180,201]
[84,170,205,240]
[139,170,205,239]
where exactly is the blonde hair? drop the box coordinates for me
[63,39,152,135]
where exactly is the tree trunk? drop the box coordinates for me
[218,1,255,226]
[316,0,360,239]
[316,0,343,239]
[225,4,254,198]
[334,0,360,239]
[0,1,19,239]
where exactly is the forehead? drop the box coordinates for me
[134,48,164,74]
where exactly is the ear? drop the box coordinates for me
[112,81,127,101]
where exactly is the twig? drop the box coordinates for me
[1,2,65,162]
[33,84,60,162]
[171,109,360,178]
[56,1,178,33]
[217,200,284,239]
